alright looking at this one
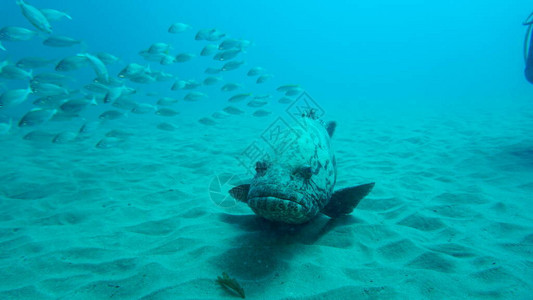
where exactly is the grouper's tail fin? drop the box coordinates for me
[321,182,375,218]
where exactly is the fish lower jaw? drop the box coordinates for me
[249,196,304,206]
[248,196,311,224]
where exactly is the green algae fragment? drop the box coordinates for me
[216,272,245,298]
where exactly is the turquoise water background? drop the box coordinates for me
[1,0,531,116]
[1,1,533,299]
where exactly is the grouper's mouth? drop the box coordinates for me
[247,191,313,224]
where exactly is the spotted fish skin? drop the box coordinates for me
[249,113,337,223]
[230,112,374,224]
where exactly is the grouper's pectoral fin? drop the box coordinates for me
[321,183,375,218]
[326,121,336,137]
[229,184,250,203]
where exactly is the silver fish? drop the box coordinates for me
[195,28,211,40]
[31,81,68,96]
[131,103,156,114]
[155,108,179,117]
[129,73,155,84]
[229,112,375,224]
[79,121,99,135]
[203,76,222,85]
[183,91,207,101]
[16,57,56,69]
[256,74,273,84]
[0,87,32,107]
[32,94,69,108]
[170,80,186,90]
[278,96,294,104]
[156,97,178,106]
[112,98,137,111]
[60,98,96,114]
[105,129,134,139]
[221,83,242,92]
[198,117,216,126]
[200,44,218,56]
[213,49,241,61]
[223,106,244,115]
[252,109,271,117]
[168,22,191,33]
[195,28,225,41]
[96,52,119,65]
[218,38,251,50]
[218,38,241,50]
[0,117,12,135]
[147,42,170,54]
[23,130,55,142]
[111,97,139,111]
[247,66,264,76]
[33,72,71,85]
[55,56,89,72]
[285,87,304,96]
[43,35,82,47]
[160,54,175,65]
[156,122,176,131]
[52,131,77,144]
[152,71,174,82]
[0,26,37,41]
[104,86,135,103]
[276,84,300,92]
[16,0,52,33]
[171,80,201,90]
[100,77,124,87]
[254,94,271,100]
[175,53,195,63]
[99,110,124,120]
[77,53,109,83]
[0,65,33,80]
[40,8,72,21]
[118,63,148,78]
[19,108,56,127]
[96,137,123,149]
[212,111,229,119]
[221,60,244,71]
[84,82,109,94]
[139,50,166,62]
[228,93,252,103]
[50,110,79,122]
[206,29,226,41]
[247,100,268,107]
[204,67,220,74]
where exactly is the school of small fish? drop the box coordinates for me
[0,0,306,148]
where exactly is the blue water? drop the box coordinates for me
[2,1,530,113]
[1,1,532,299]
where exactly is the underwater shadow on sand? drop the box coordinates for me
[211,213,363,281]
[509,148,533,165]
[498,141,533,171]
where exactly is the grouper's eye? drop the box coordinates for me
[255,161,268,176]
[297,165,313,180]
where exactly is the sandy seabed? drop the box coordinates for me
[0,103,532,300]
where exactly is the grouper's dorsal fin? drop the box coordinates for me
[326,121,336,137]
[229,184,250,203]
[321,182,375,218]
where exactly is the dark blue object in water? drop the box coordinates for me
[524,11,533,84]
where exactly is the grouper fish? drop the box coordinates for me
[229,110,375,224]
